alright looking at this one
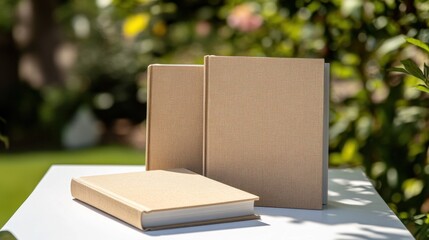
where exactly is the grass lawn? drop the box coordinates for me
[0,145,145,228]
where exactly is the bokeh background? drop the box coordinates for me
[1,0,429,238]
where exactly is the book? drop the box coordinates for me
[146,64,204,174]
[71,168,259,231]
[203,56,327,209]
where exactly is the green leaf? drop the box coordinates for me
[414,214,427,220]
[405,37,429,53]
[425,63,429,82]
[0,117,8,149]
[415,84,429,94]
[0,134,9,149]
[401,59,426,81]
[0,231,17,240]
[415,224,429,239]
[388,67,409,74]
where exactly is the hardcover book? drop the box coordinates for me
[146,64,204,174]
[203,56,328,209]
[71,168,259,231]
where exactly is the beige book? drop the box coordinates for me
[71,168,259,231]
[203,56,327,209]
[146,64,204,174]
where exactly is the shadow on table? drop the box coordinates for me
[338,227,413,240]
[255,168,412,240]
[74,199,268,236]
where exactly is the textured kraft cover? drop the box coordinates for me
[203,56,326,209]
[146,64,204,174]
[71,168,259,231]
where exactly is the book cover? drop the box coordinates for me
[203,56,327,209]
[146,64,204,174]
[71,168,259,231]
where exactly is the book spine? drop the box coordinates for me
[71,178,144,230]
[202,56,211,176]
[322,63,330,205]
[145,65,153,171]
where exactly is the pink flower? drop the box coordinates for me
[196,21,211,37]
[227,3,263,32]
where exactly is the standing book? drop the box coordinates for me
[146,64,204,174]
[71,168,259,231]
[203,56,328,209]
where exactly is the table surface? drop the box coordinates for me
[2,165,414,240]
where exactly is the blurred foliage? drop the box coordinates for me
[2,0,429,237]
[390,36,429,238]
[0,118,8,149]
[0,0,17,31]
[404,213,429,240]
[0,231,17,240]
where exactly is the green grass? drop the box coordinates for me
[0,145,145,228]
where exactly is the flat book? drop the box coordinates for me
[70,168,259,231]
[203,56,328,209]
[146,64,204,174]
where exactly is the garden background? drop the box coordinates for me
[1,0,429,238]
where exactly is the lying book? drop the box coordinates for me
[71,168,259,231]
[146,64,204,174]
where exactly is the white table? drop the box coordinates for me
[1,165,414,239]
